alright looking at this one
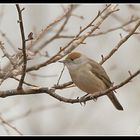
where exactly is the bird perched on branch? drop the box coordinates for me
[59,51,123,111]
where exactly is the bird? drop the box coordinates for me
[59,51,123,110]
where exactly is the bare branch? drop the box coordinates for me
[57,17,139,39]
[26,4,119,72]
[0,69,139,106]
[16,4,27,90]
[99,20,140,65]
[27,4,73,49]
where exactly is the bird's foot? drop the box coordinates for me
[79,93,88,106]
[79,94,97,105]
[85,94,97,102]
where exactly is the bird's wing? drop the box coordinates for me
[89,59,112,88]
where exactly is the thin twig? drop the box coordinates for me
[112,13,140,42]
[99,20,140,65]
[58,17,139,39]
[16,4,27,90]
[27,5,73,49]
[12,77,38,87]
[56,64,65,85]
[73,4,112,39]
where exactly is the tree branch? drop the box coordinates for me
[16,4,27,90]
[26,4,119,72]
[57,16,139,39]
[27,4,73,50]
[0,69,139,105]
[34,5,73,54]
[99,20,140,65]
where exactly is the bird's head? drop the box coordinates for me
[59,52,87,70]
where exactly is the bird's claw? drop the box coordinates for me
[78,94,98,106]
[88,94,97,102]
[79,96,87,106]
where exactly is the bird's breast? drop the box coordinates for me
[69,66,107,94]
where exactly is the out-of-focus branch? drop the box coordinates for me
[99,20,140,65]
[34,5,74,54]
[28,73,57,78]
[0,29,17,51]
[16,4,27,90]
[27,4,73,49]
[0,41,16,66]
[112,13,140,42]
[0,114,23,135]
[0,5,5,26]
[7,103,63,123]
[1,121,10,135]
[128,5,140,11]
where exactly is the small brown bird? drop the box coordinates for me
[60,51,123,110]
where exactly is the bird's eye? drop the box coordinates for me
[70,58,74,61]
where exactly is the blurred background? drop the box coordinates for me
[0,4,140,135]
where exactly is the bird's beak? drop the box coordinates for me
[58,60,66,64]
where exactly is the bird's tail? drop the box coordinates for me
[107,92,123,111]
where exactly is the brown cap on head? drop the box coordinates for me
[66,52,81,60]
